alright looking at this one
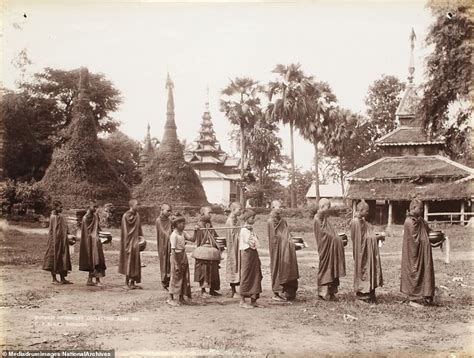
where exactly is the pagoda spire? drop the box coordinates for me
[408,28,416,84]
[160,73,178,152]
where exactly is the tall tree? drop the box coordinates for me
[267,63,316,207]
[365,74,406,137]
[20,67,122,135]
[419,0,472,165]
[296,80,337,204]
[220,77,263,207]
[324,107,357,194]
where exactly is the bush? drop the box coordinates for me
[1,179,51,217]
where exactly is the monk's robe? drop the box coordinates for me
[42,211,72,276]
[350,216,383,298]
[79,212,106,277]
[313,213,346,298]
[225,214,240,285]
[156,215,172,289]
[267,216,299,300]
[239,227,262,299]
[118,210,143,283]
[194,217,220,291]
[169,230,192,298]
[401,214,435,300]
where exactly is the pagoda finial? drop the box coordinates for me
[166,73,175,115]
[408,28,416,84]
[205,85,210,111]
[78,67,90,97]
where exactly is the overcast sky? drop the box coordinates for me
[2,0,434,170]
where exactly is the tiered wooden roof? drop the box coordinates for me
[346,30,473,201]
[185,101,240,180]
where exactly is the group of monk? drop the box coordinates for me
[42,196,437,308]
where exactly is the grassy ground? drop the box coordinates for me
[0,216,473,356]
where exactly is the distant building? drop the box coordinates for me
[184,101,240,206]
[139,123,156,171]
[306,182,346,207]
[346,30,473,225]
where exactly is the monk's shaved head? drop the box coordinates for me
[161,203,171,211]
[229,202,242,216]
[230,202,241,210]
[357,201,369,212]
[409,199,423,211]
[271,200,282,209]
[161,203,172,218]
[319,198,331,211]
[200,206,213,216]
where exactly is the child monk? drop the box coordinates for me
[401,199,435,307]
[79,201,106,286]
[350,201,383,303]
[42,200,73,284]
[167,214,192,306]
[239,209,263,309]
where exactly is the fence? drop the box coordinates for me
[426,211,474,224]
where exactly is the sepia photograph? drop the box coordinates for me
[0,0,472,356]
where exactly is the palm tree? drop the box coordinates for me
[220,77,263,207]
[297,81,337,204]
[267,64,315,208]
[324,108,357,194]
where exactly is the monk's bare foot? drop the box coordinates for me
[87,281,96,286]
[95,282,104,287]
[167,299,179,307]
[61,280,73,285]
[239,302,254,309]
[141,263,146,267]
[226,291,236,298]
[409,301,424,308]
[162,286,169,291]
[52,279,60,285]
[250,301,259,308]
[272,295,286,302]
[210,290,222,296]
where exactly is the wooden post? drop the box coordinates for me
[424,202,429,222]
[352,200,357,218]
[460,201,465,225]
[387,201,393,227]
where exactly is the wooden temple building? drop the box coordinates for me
[184,100,240,206]
[346,30,473,226]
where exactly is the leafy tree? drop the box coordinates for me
[267,63,317,207]
[20,67,122,136]
[100,131,142,186]
[365,75,405,136]
[220,77,263,207]
[419,1,472,164]
[1,89,49,180]
[293,168,315,206]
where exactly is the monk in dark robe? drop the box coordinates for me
[313,198,346,300]
[350,201,383,303]
[156,204,172,290]
[401,199,435,307]
[79,201,106,286]
[267,200,299,301]
[118,199,144,289]
[225,202,242,297]
[193,206,221,296]
[42,200,73,284]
